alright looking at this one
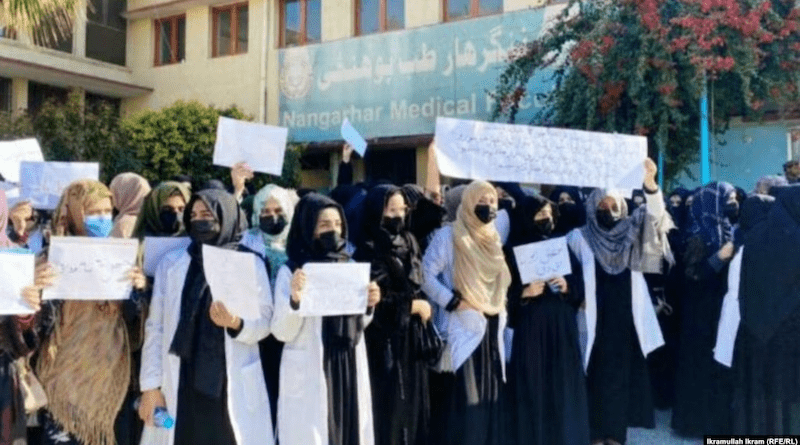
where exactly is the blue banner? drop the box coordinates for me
[278,6,559,142]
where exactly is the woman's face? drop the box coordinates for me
[598,196,620,214]
[477,192,498,209]
[558,192,575,205]
[85,197,113,217]
[383,192,407,219]
[190,200,215,222]
[534,204,553,223]
[726,191,738,205]
[261,197,284,218]
[314,207,342,238]
[669,195,683,208]
[161,194,186,215]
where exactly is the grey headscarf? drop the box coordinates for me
[444,184,467,223]
[581,189,674,275]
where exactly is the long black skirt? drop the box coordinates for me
[732,309,800,435]
[507,294,589,445]
[441,315,506,445]
[324,344,360,445]
[174,364,236,445]
[587,266,654,445]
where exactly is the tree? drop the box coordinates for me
[492,0,800,185]
[33,89,133,183]
[121,101,303,189]
[0,0,80,45]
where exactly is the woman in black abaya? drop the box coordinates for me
[504,193,589,445]
[354,185,437,445]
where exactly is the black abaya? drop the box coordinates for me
[505,248,589,445]
[672,238,732,437]
[587,264,655,444]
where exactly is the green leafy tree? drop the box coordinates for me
[492,0,800,185]
[122,101,302,189]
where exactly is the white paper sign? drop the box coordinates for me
[341,118,368,156]
[299,263,370,317]
[213,117,288,176]
[44,237,138,301]
[20,161,100,210]
[202,245,261,320]
[0,139,44,184]
[0,251,36,315]
[513,237,572,284]
[434,117,647,190]
[142,237,192,277]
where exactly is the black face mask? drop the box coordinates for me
[314,230,342,253]
[474,204,497,224]
[260,215,287,236]
[596,210,620,230]
[189,219,220,244]
[724,203,740,223]
[159,210,182,234]
[534,218,554,236]
[382,216,404,235]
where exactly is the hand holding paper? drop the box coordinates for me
[513,237,572,285]
[341,118,367,157]
[213,117,288,176]
[202,245,261,320]
[0,251,36,315]
[44,237,139,301]
[298,263,371,317]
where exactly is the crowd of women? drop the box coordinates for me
[1,146,800,445]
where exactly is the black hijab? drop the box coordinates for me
[355,185,423,290]
[549,186,586,236]
[740,185,800,344]
[170,189,248,398]
[285,193,363,348]
[508,192,557,248]
[667,188,691,230]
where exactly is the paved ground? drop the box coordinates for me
[627,410,703,445]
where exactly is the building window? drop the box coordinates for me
[154,15,186,66]
[443,0,501,21]
[0,27,16,39]
[280,0,320,47]
[356,0,404,35]
[86,0,127,65]
[213,3,248,57]
[0,78,11,113]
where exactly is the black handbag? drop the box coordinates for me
[412,317,444,367]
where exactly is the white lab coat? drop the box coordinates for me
[714,248,743,367]
[271,265,375,445]
[567,229,665,371]
[421,226,509,375]
[139,249,274,445]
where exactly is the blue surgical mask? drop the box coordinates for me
[84,215,113,238]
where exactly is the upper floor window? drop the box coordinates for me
[356,0,404,35]
[280,0,320,47]
[213,3,248,57]
[154,15,185,66]
[443,0,501,21]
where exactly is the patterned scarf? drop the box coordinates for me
[38,180,130,445]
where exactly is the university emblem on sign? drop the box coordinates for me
[280,48,313,100]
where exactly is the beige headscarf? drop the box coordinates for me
[39,179,131,445]
[452,181,512,315]
[109,173,151,238]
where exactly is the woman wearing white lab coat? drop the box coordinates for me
[138,189,274,445]
[271,193,380,445]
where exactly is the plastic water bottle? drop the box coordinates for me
[133,397,175,429]
[152,407,174,429]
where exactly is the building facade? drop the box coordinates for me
[1,0,797,191]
